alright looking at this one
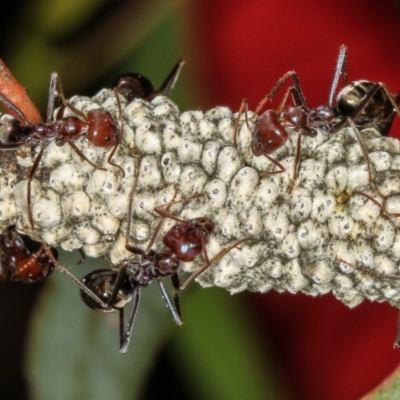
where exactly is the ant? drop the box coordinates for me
[0,225,57,283]
[338,258,400,348]
[235,45,400,193]
[80,158,249,353]
[113,60,185,102]
[0,72,122,229]
[0,225,112,309]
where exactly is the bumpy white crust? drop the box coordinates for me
[2,89,400,308]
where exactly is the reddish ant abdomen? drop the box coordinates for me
[0,227,56,283]
[12,247,56,283]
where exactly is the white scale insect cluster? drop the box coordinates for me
[1,89,400,309]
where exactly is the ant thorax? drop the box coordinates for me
[2,82,400,312]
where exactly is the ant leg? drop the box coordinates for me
[48,73,88,121]
[337,258,400,281]
[371,83,400,136]
[153,192,204,225]
[179,237,251,291]
[346,118,385,200]
[338,258,400,348]
[119,308,125,352]
[27,145,45,229]
[353,191,400,218]
[153,60,185,98]
[328,45,348,107]
[47,73,63,122]
[170,273,182,319]
[106,263,130,307]
[276,86,304,113]
[120,287,141,354]
[124,157,169,255]
[233,98,250,146]
[258,154,286,177]
[288,132,303,193]
[157,278,183,327]
[30,237,112,310]
[125,158,142,252]
[395,313,400,349]
[0,92,30,125]
[105,89,125,177]
[255,71,306,115]
[67,248,86,268]
[330,82,399,134]
[66,140,107,171]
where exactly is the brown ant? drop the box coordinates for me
[80,158,249,353]
[0,226,111,310]
[113,60,185,102]
[0,72,122,229]
[235,45,400,193]
[0,225,57,283]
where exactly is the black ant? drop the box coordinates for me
[338,258,400,348]
[235,45,400,193]
[113,60,184,102]
[0,72,123,229]
[0,226,111,310]
[80,158,249,353]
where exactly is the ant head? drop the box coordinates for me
[86,109,118,148]
[251,110,289,156]
[81,269,135,310]
[113,73,155,102]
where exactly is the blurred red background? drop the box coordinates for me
[190,0,400,399]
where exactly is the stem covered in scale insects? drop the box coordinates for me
[1,89,400,311]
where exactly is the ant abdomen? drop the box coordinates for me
[81,269,135,311]
[336,80,397,134]
[113,73,155,102]
[0,227,56,283]
[13,248,56,283]
[113,60,185,102]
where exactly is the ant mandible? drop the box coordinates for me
[80,158,249,353]
[113,60,185,102]
[235,45,400,193]
[0,72,122,229]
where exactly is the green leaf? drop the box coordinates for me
[361,365,400,400]
[169,287,284,400]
